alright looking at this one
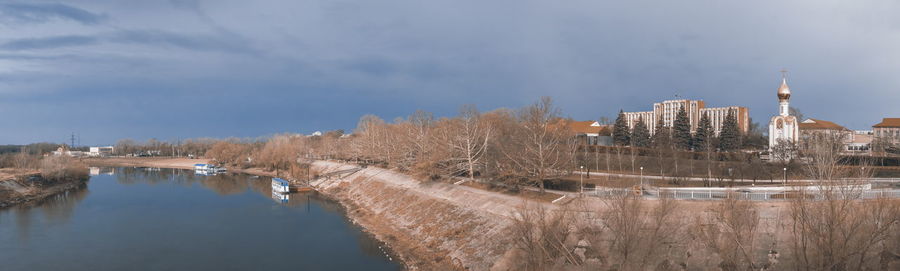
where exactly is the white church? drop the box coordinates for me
[768,73,799,150]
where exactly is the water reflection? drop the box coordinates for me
[10,182,89,242]
[89,167,115,176]
[98,167,358,212]
[113,167,264,196]
[0,167,401,271]
[272,191,289,203]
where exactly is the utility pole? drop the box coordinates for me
[70,132,76,148]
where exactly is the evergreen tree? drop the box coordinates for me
[651,118,671,147]
[672,105,692,150]
[693,114,713,151]
[631,117,651,148]
[718,109,741,152]
[613,109,631,146]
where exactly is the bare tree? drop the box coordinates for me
[600,194,684,270]
[510,201,577,270]
[801,132,848,182]
[255,135,304,176]
[400,110,436,171]
[503,97,573,193]
[694,197,770,270]
[353,114,391,164]
[444,105,492,179]
[787,131,900,270]
[788,196,900,270]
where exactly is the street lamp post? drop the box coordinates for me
[580,165,584,196]
[783,167,787,185]
[640,166,644,188]
[861,166,866,183]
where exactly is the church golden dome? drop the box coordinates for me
[777,77,791,101]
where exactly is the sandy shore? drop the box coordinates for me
[84,157,212,170]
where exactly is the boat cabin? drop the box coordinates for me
[272,178,291,193]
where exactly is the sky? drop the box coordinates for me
[1,0,899,145]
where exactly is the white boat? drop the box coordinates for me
[272,178,291,194]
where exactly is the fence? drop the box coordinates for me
[584,187,900,201]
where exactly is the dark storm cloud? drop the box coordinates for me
[107,30,256,54]
[0,53,77,61]
[0,35,98,50]
[1,30,253,54]
[0,0,899,145]
[0,2,107,25]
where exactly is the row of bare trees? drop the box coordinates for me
[509,193,900,270]
[0,153,89,183]
[339,97,576,192]
[506,132,900,270]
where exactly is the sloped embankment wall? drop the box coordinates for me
[311,161,523,270]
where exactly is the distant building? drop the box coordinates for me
[848,131,873,152]
[799,118,850,135]
[796,119,875,153]
[873,118,900,143]
[51,146,85,157]
[567,121,612,145]
[768,74,799,150]
[872,118,900,150]
[622,99,749,136]
[88,146,115,157]
[798,118,855,151]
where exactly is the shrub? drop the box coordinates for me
[40,156,89,182]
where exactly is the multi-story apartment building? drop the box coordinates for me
[622,99,749,136]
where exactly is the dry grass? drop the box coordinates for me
[459,181,560,203]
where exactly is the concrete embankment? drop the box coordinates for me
[310,161,525,270]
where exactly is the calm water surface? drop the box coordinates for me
[0,167,401,271]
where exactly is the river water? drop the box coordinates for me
[0,167,401,271]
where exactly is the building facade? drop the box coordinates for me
[89,146,115,157]
[797,118,857,151]
[872,118,900,149]
[622,99,749,136]
[768,75,799,150]
[847,131,873,152]
[568,121,613,146]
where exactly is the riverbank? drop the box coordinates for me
[83,157,528,270]
[310,161,540,270]
[79,157,808,270]
[84,157,211,170]
[0,169,88,208]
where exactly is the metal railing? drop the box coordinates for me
[584,187,900,201]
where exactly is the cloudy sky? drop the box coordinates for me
[1,0,899,145]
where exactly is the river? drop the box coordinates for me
[0,167,402,270]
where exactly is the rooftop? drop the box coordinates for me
[567,121,611,135]
[873,118,900,128]
[799,118,849,131]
